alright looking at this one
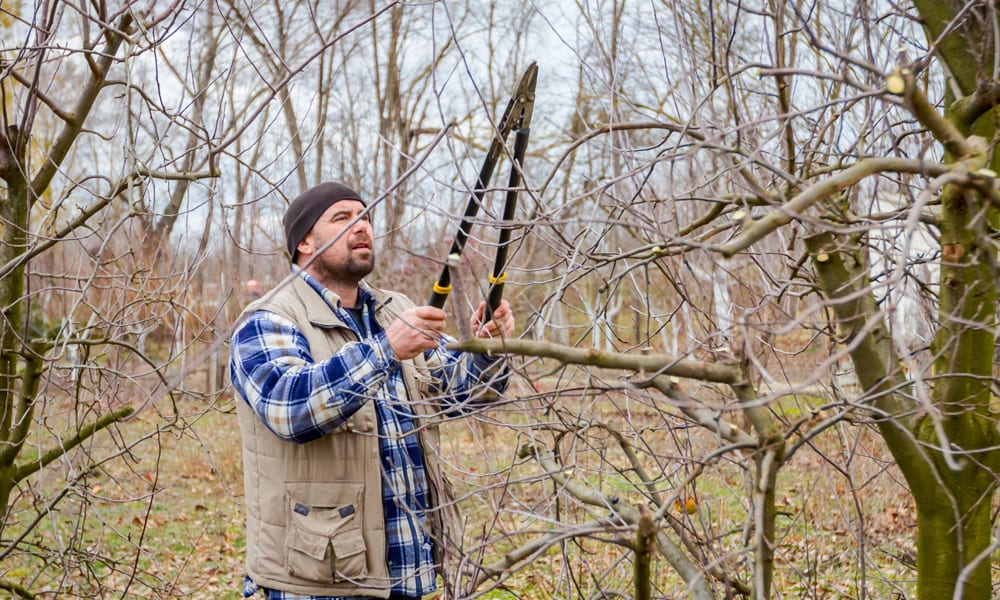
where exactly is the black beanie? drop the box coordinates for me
[283,182,366,261]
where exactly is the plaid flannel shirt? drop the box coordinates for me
[231,270,508,600]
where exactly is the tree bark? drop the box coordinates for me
[806,229,999,600]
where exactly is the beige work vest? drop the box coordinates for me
[235,276,461,597]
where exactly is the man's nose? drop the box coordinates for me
[351,216,372,233]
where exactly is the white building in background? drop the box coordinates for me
[867,192,938,373]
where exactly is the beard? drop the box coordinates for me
[341,252,375,281]
[315,247,375,285]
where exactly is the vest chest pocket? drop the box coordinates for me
[285,483,368,584]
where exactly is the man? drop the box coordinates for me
[230,182,515,599]
[245,279,263,300]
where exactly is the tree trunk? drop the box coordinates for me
[918,176,998,599]
[807,228,999,600]
[0,143,30,519]
[914,471,994,598]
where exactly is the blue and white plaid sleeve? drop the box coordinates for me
[230,310,399,443]
[422,334,510,409]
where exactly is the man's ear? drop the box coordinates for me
[297,235,314,258]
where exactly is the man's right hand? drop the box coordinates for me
[385,306,447,360]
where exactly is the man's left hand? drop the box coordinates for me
[471,299,515,339]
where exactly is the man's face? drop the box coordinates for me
[296,200,374,283]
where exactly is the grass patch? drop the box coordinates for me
[3,398,246,599]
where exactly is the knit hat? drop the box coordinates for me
[283,182,366,261]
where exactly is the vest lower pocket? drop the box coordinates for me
[285,483,369,584]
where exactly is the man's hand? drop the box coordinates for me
[471,300,515,339]
[386,306,447,360]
